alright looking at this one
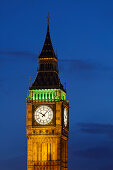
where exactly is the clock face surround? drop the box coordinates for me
[34,105,53,125]
[64,107,68,127]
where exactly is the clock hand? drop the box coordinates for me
[40,112,45,117]
[40,110,49,117]
[43,110,49,116]
[45,110,48,114]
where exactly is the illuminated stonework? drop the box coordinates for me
[26,16,69,170]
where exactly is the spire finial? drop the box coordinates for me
[64,81,66,91]
[47,12,50,25]
[29,77,31,88]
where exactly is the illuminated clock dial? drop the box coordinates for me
[34,105,53,125]
[64,107,68,127]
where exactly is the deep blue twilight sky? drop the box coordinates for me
[0,0,113,169]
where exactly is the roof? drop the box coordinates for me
[39,25,57,59]
[30,21,65,92]
[29,72,64,90]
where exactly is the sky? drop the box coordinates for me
[0,0,113,169]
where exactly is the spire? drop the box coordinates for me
[47,12,50,32]
[29,15,65,92]
[39,13,57,59]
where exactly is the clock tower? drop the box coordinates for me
[26,16,69,170]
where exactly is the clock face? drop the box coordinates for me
[34,105,53,125]
[64,107,68,127]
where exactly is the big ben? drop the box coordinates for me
[26,15,69,170]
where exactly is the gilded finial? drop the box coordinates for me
[29,77,31,88]
[64,81,66,91]
[47,12,50,25]
[27,91,28,101]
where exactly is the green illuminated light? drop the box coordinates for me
[28,89,67,102]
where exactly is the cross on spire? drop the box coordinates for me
[47,12,50,25]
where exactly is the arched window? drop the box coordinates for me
[50,64,53,70]
[47,93,49,99]
[50,93,52,99]
[35,94,36,100]
[44,93,46,99]
[41,94,43,99]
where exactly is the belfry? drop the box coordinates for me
[26,15,69,170]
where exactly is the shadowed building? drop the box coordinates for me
[26,15,69,170]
